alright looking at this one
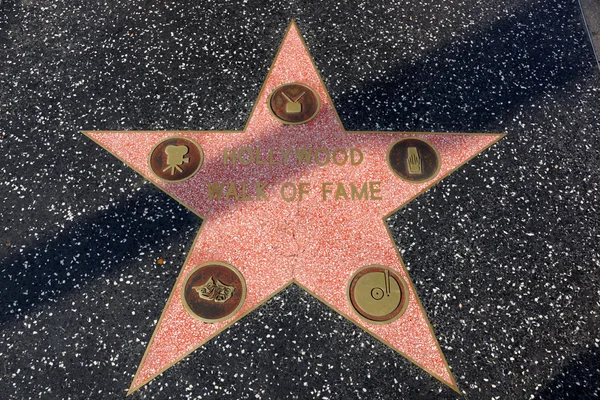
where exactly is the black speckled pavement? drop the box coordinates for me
[1,1,599,399]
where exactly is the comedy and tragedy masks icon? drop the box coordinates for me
[163,145,190,175]
[193,277,235,303]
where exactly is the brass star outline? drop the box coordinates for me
[83,20,505,395]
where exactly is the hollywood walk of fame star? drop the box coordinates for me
[82,20,504,395]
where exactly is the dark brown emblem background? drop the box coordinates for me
[182,262,246,323]
[149,136,203,182]
[387,137,441,183]
[348,265,409,324]
[268,82,320,125]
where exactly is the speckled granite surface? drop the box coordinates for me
[1,0,599,399]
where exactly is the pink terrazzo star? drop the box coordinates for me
[83,21,504,395]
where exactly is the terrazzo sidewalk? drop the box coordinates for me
[1,0,599,399]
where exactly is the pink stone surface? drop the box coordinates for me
[85,21,503,394]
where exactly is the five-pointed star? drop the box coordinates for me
[83,21,504,395]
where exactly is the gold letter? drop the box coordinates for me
[207,182,225,200]
[256,182,269,200]
[282,148,293,164]
[296,148,313,164]
[241,182,253,201]
[238,147,254,166]
[369,181,382,200]
[350,148,364,165]
[269,149,280,165]
[315,148,331,166]
[225,182,239,200]
[255,148,267,165]
[321,182,333,201]
[332,148,348,166]
[298,182,310,201]
[350,182,368,200]
[280,182,296,202]
[223,148,237,164]
[335,183,349,200]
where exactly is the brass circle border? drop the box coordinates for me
[346,264,410,325]
[148,136,204,183]
[267,82,321,125]
[181,261,247,323]
[386,137,442,184]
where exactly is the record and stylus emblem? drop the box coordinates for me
[348,265,409,324]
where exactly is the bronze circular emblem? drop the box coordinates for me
[149,136,203,182]
[387,137,441,183]
[182,262,246,323]
[348,265,409,324]
[268,82,320,125]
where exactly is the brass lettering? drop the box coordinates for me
[332,148,348,166]
[322,182,333,201]
[223,148,237,165]
[296,148,313,164]
[369,181,382,200]
[334,183,349,200]
[281,182,296,202]
[222,147,364,167]
[210,180,378,201]
[241,182,252,201]
[282,148,293,164]
[225,182,239,200]
[315,148,330,166]
[255,148,267,165]
[207,182,226,200]
[256,182,269,200]
[298,182,310,201]
[268,149,280,165]
[350,148,364,165]
[351,182,368,200]
[238,147,254,166]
